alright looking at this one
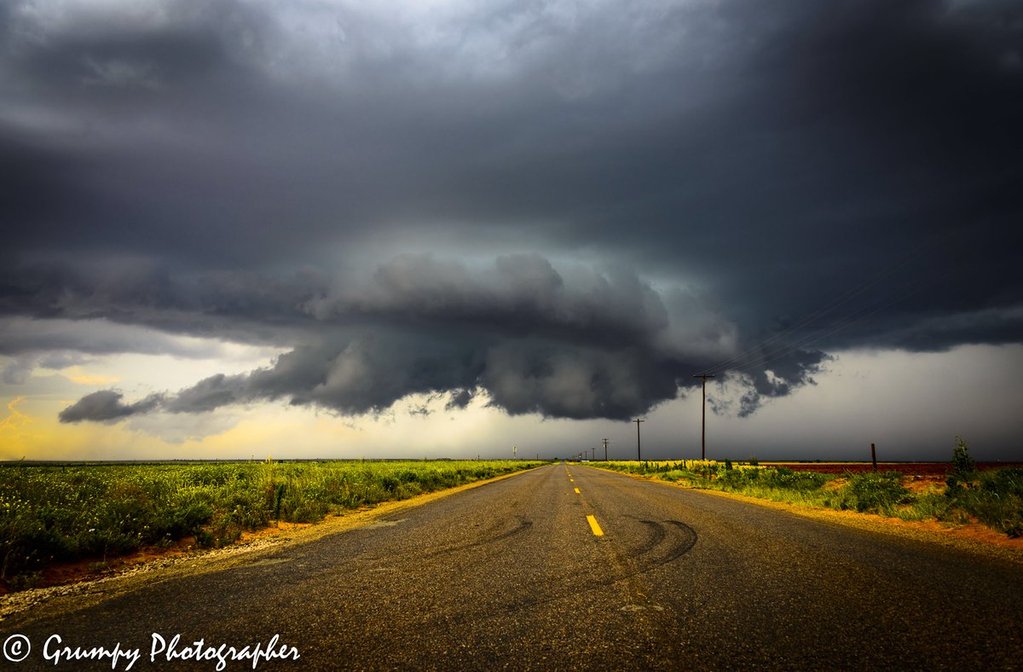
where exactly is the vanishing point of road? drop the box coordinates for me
[5,464,1023,670]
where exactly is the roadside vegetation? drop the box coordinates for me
[595,438,1022,539]
[0,459,542,589]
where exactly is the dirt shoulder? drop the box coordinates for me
[0,467,538,625]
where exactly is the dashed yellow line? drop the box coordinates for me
[574,487,581,494]
[586,514,604,537]
[569,478,574,482]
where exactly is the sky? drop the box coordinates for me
[1,0,1021,462]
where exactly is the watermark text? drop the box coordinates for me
[2,633,300,670]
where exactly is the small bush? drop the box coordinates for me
[762,467,829,491]
[840,471,911,515]
[895,492,953,522]
[947,436,977,494]
[951,468,1023,536]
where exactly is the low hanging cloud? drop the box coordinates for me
[55,253,827,424]
[60,337,826,424]
[58,390,165,423]
[708,350,834,419]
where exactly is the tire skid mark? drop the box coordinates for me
[640,520,698,571]
[632,519,667,555]
[375,517,700,635]
[421,514,534,559]
[611,519,698,580]
[617,516,697,570]
[353,514,534,567]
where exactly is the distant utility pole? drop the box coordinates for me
[693,374,715,460]
[602,438,609,461]
[633,418,645,461]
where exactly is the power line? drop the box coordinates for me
[705,266,932,378]
[702,231,953,378]
[708,267,899,374]
[733,273,931,375]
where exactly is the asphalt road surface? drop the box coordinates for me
[5,464,1023,671]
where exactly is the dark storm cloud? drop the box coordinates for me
[313,253,670,346]
[57,336,704,423]
[53,255,743,422]
[58,390,164,423]
[3,0,1021,423]
[0,262,328,347]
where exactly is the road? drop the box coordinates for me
[5,463,1023,671]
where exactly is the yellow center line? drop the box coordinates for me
[586,514,604,537]
[569,478,574,482]
[574,487,580,494]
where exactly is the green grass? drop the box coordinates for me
[0,459,542,587]
[592,451,1023,538]
[598,460,838,508]
[946,467,1023,537]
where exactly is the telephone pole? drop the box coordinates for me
[602,438,609,461]
[693,374,715,460]
[633,418,645,461]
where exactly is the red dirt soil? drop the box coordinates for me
[765,462,1023,476]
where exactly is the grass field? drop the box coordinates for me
[0,459,543,589]
[593,441,1023,540]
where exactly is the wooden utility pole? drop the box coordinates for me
[633,418,645,461]
[693,374,715,460]
[602,438,609,461]
[871,443,877,471]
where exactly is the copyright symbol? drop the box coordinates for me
[3,634,31,662]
